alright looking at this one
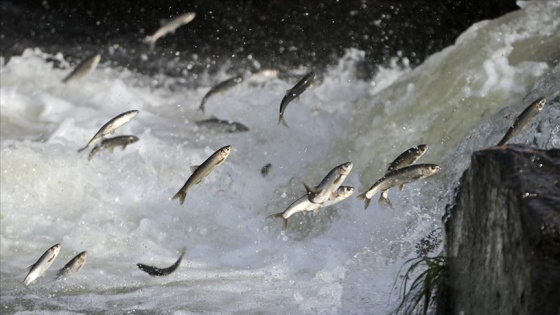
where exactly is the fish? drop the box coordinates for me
[195,117,249,133]
[497,97,547,146]
[386,144,429,173]
[278,71,315,127]
[144,12,196,47]
[261,163,272,177]
[198,76,244,113]
[137,248,186,276]
[77,110,139,153]
[88,135,139,161]
[381,144,429,206]
[55,251,88,280]
[249,69,278,86]
[357,164,440,210]
[62,53,101,83]
[172,145,232,205]
[268,186,355,229]
[23,243,61,286]
[304,162,353,204]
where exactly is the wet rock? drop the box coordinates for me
[444,145,560,315]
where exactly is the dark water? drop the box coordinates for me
[1,0,517,81]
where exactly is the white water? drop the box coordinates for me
[1,2,559,314]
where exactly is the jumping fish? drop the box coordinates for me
[380,144,429,207]
[62,53,101,83]
[56,251,88,280]
[23,243,61,286]
[77,110,139,153]
[386,144,429,173]
[268,186,355,229]
[357,164,440,210]
[497,97,547,146]
[137,248,186,276]
[198,76,244,113]
[278,71,315,127]
[144,12,196,47]
[195,117,249,133]
[304,162,352,204]
[172,145,232,205]
[88,135,139,160]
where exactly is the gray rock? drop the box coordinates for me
[444,145,560,315]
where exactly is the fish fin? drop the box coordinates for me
[378,193,394,209]
[121,144,128,151]
[267,213,288,230]
[198,103,205,113]
[108,147,115,153]
[26,263,35,271]
[399,184,404,191]
[313,207,322,216]
[190,165,199,172]
[172,191,187,205]
[77,146,88,153]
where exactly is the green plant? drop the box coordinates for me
[393,255,447,315]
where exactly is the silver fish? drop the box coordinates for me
[144,12,196,47]
[357,164,440,210]
[386,144,429,173]
[381,144,429,206]
[88,135,139,161]
[497,97,547,146]
[304,162,353,204]
[78,110,139,153]
[62,53,101,83]
[195,117,249,133]
[56,251,88,280]
[137,248,186,276]
[268,186,355,229]
[278,71,315,127]
[23,243,61,286]
[198,76,244,113]
[172,145,232,205]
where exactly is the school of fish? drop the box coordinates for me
[16,10,548,289]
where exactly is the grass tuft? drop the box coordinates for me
[393,255,447,315]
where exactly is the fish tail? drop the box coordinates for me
[172,190,187,205]
[267,213,288,230]
[143,36,155,46]
[278,115,289,128]
[356,193,371,210]
[303,182,320,195]
[303,182,320,203]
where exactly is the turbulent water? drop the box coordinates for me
[1,2,559,314]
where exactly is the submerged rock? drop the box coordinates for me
[444,145,560,315]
